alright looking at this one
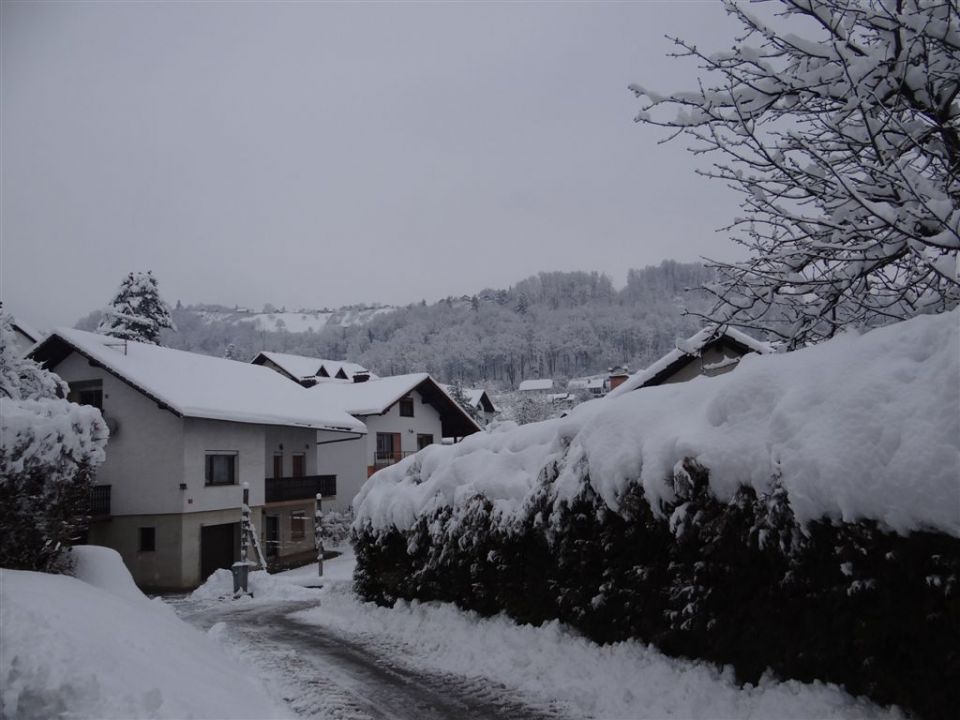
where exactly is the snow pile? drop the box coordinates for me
[190,568,320,602]
[294,569,900,720]
[69,545,157,606]
[0,551,287,719]
[356,310,960,537]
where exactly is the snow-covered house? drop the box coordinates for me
[31,330,366,590]
[608,326,772,398]
[518,378,554,393]
[7,315,42,356]
[251,351,371,387]
[306,374,482,478]
[441,384,498,426]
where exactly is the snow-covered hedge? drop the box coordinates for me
[352,311,960,720]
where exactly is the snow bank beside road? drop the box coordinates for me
[0,550,288,719]
[294,564,901,720]
[357,310,960,537]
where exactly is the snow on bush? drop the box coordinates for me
[0,553,287,719]
[356,309,960,537]
[352,311,960,720]
[0,313,108,571]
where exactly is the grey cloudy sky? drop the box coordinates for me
[2,0,742,329]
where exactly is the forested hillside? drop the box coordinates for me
[76,261,714,388]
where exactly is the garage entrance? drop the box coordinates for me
[200,522,239,582]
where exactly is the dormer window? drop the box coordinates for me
[399,397,414,417]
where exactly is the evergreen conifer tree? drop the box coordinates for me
[97,271,175,345]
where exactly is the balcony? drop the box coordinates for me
[374,450,415,468]
[90,484,111,517]
[266,475,337,504]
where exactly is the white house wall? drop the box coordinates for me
[182,418,266,511]
[315,428,367,512]
[54,352,186,516]
[264,426,320,478]
[362,389,443,461]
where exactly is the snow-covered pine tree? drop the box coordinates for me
[223,343,240,360]
[631,0,960,346]
[0,312,108,571]
[97,271,175,345]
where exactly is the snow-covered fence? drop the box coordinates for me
[352,311,960,720]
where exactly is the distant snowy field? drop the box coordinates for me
[195,305,396,334]
[0,547,287,720]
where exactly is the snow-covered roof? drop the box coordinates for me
[518,379,554,392]
[254,351,325,380]
[608,326,773,398]
[10,317,42,344]
[311,373,481,437]
[252,352,373,382]
[322,360,369,380]
[587,378,606,390]
[33,329,366,433]
[440,385,497,413]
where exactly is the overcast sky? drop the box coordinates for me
[2,1,743,329]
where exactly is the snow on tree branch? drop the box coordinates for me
[630,0,959,345]
[97,271,176,345]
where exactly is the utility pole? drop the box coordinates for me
[315,493,324,577]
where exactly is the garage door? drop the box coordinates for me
[200,522,239,582]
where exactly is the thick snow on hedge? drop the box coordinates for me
[356,310,960,537]
[0,547,287,719]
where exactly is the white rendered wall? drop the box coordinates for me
[362,389,443,460]
[315,428,367,512]
[182,418,265,512]
[55,352,186,516]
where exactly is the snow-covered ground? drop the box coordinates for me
[0,546,287,720]
[176,548,902,719]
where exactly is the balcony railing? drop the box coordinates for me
[374,450,415,467]
[90,484,111,517]
[265,475,337,503]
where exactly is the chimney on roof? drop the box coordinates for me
[607,365,630,391]
[352,369,371,383]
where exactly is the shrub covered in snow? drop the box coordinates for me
[353,311,960,720]
[0,313,108,572]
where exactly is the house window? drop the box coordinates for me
[273,453,283,479]
[292,453,306,478]
[399,397,414,417]
[139,527,156,552]
[290,511,306,541]
[376,433,400,464]
[205,453,237,486]
[68,380,103,410]
[417,434,434,450]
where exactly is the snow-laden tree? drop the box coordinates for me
[0,312,108,571]
[631,0,960,346]
[97,271,175,345]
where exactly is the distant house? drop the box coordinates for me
[251,351,373,387]
[8,316,42,356]
[441,385,498,426]
[31,330,366,590]
[608,326,772,397]
[308,374,482,477]
[255,357,483,477]
[518,378,554,393]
